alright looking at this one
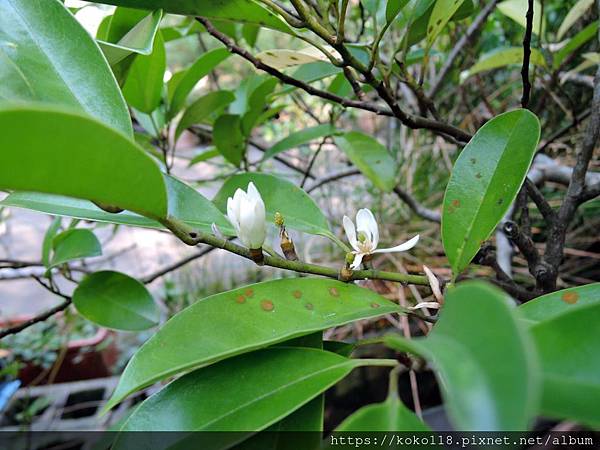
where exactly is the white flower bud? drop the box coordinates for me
[226,182,267,250]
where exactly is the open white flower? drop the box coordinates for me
[343,208,419,269]
[227,182,266,249]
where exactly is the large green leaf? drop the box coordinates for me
[497,0,545,35]
[73,270,159,331]
[49,229,102,269]
[553,21,599,69]
[122,31,165,113]
[530,304,600,427]
[104,277,400,410]
[441,109,540,277]
[0,105,167,219]
[519,283,600,324]
[98,9,163,65]
[0,0,132,136]
[213,114,246,167]
[462,48,546,80]
[213,173,333,239]
[168,48,231,119]
[114,348,387,448]
[334,132,397,192]
[262,124,337,161]
[385,282,539,430]
[91,0,292,34]
[0,177,234,235]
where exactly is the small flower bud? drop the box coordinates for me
[274,212,284,227]
[280,228,298,261]
[345,252,355,265]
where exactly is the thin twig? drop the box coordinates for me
[520,0,535,108]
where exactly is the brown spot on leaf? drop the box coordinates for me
[245,288,254,298]
[497,198,504,205]
[236,295,246,304]
[305,302,314,310]
[452,199,460,208]
[292,290,302,299]
[561,292,579,304]
[371,302,380,308]
[328,287,340,297]
[475,173,482,179]
[261,299,274,311]
[470,158,477,164]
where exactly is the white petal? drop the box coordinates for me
[343,215,359,251]
[226,197,240,233]
[374,234,419,253]
[356,208,378,247]
[423,265,443,303]
[247,182,260,201]
[350,252,364,270]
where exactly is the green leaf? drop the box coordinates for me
[441,109,540,277]
[242,23,261,47]
[98,9,163,65]
[385,281,539,431]
[530,304,600,427]
[175,90,235,140]
[386,0,410,24]
[42,217,62,267]
[168,48,231,119]
[91,0,292,34]
[0,176,234,235]
[334,132,397,192]
[519,283,600,324]
[241,78,279,136]
[557,0,594,40]
[262,124,336,161]
[426,0,467,48]
[255,49,327,70]
[114,348,384,450]
[497,0,545,35]
[213,114,246,167]
[188,147,221,166]
[213,173,332,238]
[553,21,599,69]
[104,277,400,411]
[335,371,430,432]
[0,0,132,136]
[403,0,473,46]
[49,229,102,268]
[462,48,547,80]
[122,31,165,113]
[0,105,167,219]
[73,270,159,331]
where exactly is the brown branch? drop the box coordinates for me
[392,187,441,223]
[524,178,555,221]
[306,168,361,193]
[520,0,535,108]
[196,17,472,144]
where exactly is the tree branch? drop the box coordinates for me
[520,0,535,108]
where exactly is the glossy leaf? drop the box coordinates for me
[168,48,231,118]
[73,271,159,331]
[105,277,400,410]
[386,0,410,24]
[42,217,62,267]
[241,78,279,136]
[334,132,397,192]
[175,91,235,140]
[530,304,600,427]
[122,31,165,113]
[497,0,544,35]
[519,283,600,324]
[462,48,546,80]
[0,177,234,235]
[0,0,132,136]
[255,49,327,70]
[114,348,382,449]
[49,229,102,268]
[427,0,466,47]
[213,114,246,167]
[98,9,163,65]
[557,0,594,40]
[213,173,332,238]
[262,124,337,161]
[91,0,292,34]
[441,109,540,277]
[0,105,167,219]
[385,281,539,431]
[188,148,221,166]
